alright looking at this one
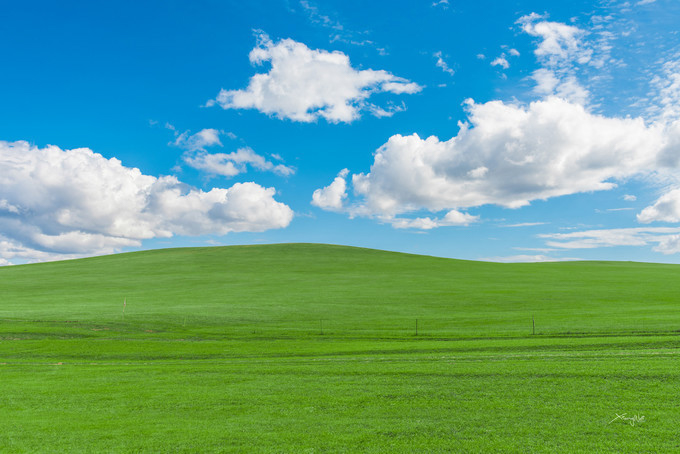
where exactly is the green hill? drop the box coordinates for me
[1,244,678,452]
[2,243,679,336]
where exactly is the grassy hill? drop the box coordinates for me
[2,243,679,335]
[1,244,679,452]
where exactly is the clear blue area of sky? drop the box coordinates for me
[1,0,679,264]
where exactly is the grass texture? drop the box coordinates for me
[1,243,679,452]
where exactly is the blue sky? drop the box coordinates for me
[2,0,680,264]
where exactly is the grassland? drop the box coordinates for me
[1,243,679,452]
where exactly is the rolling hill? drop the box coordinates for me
[1,244,678,452]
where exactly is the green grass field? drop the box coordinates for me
[1,243,679,452]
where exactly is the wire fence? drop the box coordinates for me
[2,313,678,338]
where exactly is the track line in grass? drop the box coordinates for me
[2,347,678,367]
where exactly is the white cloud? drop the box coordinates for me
[518,14,592,105]
[623,194,637,201]
[389,210,478,230]
[637,188,680,223]
[540,227,680,254]
[655,234,680,254]
[432,0,449,8]
[341,98,668,215]
[313,94,680,230]
[503,222,548,227]
[173,128,222,152]
[172,129,294,177]
[389,217,440,230]
[443,209,479,225]
[434,51,455,76]
[530,68,557,95]
[513,247,558,253]
[531,69,589,105]
[0,140,294,264]
[555,75,590,106]
[0,238,79,265]
[366,102,407,118]
[0,199,20,214]
[481,254,580,263]
[184,147,295,177]
[491,55,510,69]
[518,14,590,65]
[636,0,656,5]
[649,55,680,121]
[311,169,349,210]
[306,12,680,241]
[491,48,520,70]
[209,32,422,123]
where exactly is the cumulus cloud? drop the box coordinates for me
[655,234,680,254]
[0,141,294,263]
[389,210,478,229]
[637,188,680,223]
[185,147,295,177]
[173,128,223,152]
[353,98,666,211]
[307,11,680,243]
[531,69,589,106]
[311,169,349,210]
[208,32,422,123]
[491,56,510,69]
[491,47,520,71]
[310,170,479,230]
[312,95,680,230]
[172,129,294,177]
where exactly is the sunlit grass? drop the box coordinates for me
[1,244,678,452]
